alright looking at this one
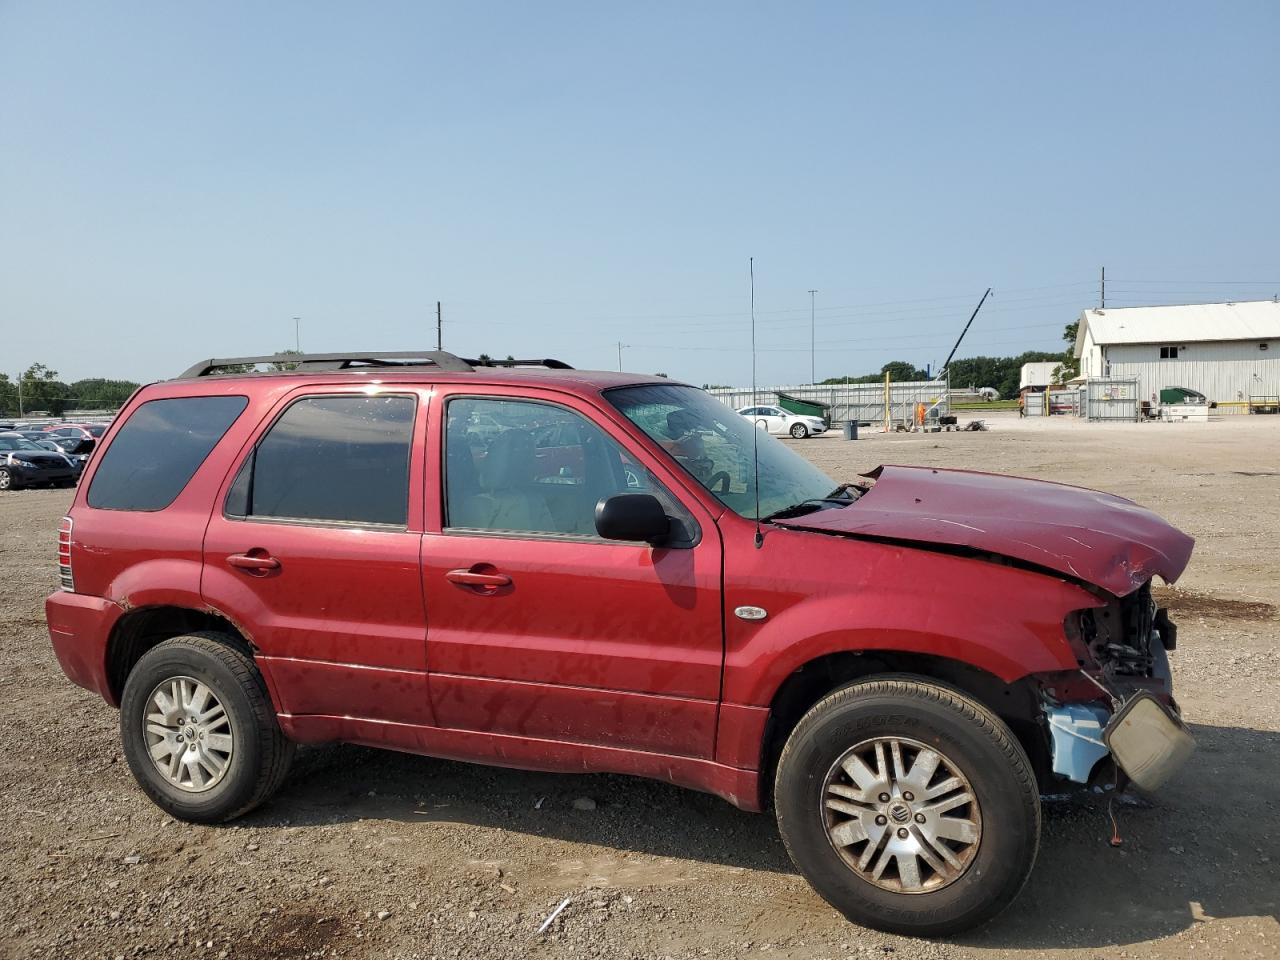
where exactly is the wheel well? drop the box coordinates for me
[758,651,1048,806]
[106,606,251,703]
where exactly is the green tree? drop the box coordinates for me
[17,363,71,416]
[1054,320,1081,383]
[821,360,929,385]
[269,349,303,372]
[68,378,141,409]
[0,374,17,416]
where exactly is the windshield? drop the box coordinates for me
[0,437,41,451]
[607,384,840,520]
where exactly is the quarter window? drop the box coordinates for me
[444,397,692,541]
[226,395,415,526]
[87,396,248,511]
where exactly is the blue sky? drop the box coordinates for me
[2,2,1277,386]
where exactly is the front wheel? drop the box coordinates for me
[789,422,809,439]
[0,467,13,490]
[774,677,1040,937]
[120,632,295,823]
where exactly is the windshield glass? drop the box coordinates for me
[0,437,41,451]
[607,384,839,520]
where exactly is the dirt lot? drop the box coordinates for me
[1,413,1277,960]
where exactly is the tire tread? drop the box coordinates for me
[774,675,1040,935]
[123,631,294,822]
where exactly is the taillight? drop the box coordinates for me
[57,516,74,592]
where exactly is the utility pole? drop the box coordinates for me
[808,289,818,383]
[617,342,629,372]
[1100,266,1106,309]
[436,301,443,351]
[15,373,22,417]
[293,317,301,352]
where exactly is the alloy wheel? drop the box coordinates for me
[821,736,982,894]
[143,676,234,792]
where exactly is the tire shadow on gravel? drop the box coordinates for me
[958,721,1280,949]
[230,721,1278,950]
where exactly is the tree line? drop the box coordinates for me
[819,321,1079,399]
[0,364,140,417]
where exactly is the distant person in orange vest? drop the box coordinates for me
[916,402,926,426]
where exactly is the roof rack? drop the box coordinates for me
[178,351,574,379]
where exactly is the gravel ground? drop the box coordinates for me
[1,412,1277,960]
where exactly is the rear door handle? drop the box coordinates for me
[445,568,511,589]
[227,552,281,574]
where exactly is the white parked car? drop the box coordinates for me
[736,404,827,438]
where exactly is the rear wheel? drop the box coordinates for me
[789,422,809,439]
[774,677,1040,936]
[120,632,294,822]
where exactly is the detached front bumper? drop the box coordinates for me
[1045,693,1195,792]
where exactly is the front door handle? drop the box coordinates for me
[445,567,512,589]
[227,551,281,575]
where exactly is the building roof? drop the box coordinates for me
[1075,299,1280,356]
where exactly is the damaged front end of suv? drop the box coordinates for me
[773,463,1198,797]
[1044,580,1195,792]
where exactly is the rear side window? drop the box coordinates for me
[225,394,415,526]
[87,396,248,511]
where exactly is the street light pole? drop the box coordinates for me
[807,290,818,383]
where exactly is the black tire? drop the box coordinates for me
[0,467,13,491]
[789,422,808,439]
[120,632,295,823]
[774,676,1040,937]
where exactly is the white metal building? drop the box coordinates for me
[1018,361,1061,392]
[1074,300,1280,410]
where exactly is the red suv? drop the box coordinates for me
[46,351,1195,936]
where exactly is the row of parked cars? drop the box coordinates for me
[0,422,108,490]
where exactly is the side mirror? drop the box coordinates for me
[595,493,670,545]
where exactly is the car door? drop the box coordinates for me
[757,406,784,435]
[420,387,724,759]
[201,385,433,727]
[743,406,773,433]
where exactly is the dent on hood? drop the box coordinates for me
[775,465,1194,597]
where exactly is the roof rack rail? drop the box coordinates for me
[178,351,574,379]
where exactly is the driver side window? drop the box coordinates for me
[444,397,693,541]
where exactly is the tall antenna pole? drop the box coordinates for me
[808,289,818,383]
[1100,267,1106,309]
[751,258,762,548]
[436,301,443,350]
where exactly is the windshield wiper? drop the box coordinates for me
[760,488,858,523]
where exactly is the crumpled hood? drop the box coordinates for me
[774,465,1194,597]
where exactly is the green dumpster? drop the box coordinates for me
[776,392,831,425]
[1159,386,1207,405]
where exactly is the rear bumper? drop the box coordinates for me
[46,591,120,704]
